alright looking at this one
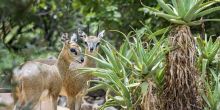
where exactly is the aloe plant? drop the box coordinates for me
[79,30,168,109]
[197,36,220,68]
[202,69,220,110]
[143,0,220,109]
[196,36,220,110]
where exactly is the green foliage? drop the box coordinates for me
[142,0,220,25]
[79,29,168,109]
[196,36,220,110]
[197,36,220,68]
[202,69,220,110]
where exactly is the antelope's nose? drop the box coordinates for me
[80,57,84,63]
[90,48,94,52]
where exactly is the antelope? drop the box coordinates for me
[76,28,105,110]
[56,28,105,110]
[78,28,105,68]
[12,33,84,110]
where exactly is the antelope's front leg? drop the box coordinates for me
[75,93,84,110]
[52,95,59,110]
[67,96,76,110]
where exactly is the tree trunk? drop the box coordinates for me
[141,79,158,110]
[161,25,202,110]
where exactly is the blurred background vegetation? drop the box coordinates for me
[0,0,160,86]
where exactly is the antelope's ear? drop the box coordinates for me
[98,30,105,38]
[61,33,69,42]
[70,33,77,43]
[78,28,87,40]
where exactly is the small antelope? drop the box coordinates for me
[56,28,105,110]
[12,33,84,110]
[75,28,105,110]
[78,28,105,68]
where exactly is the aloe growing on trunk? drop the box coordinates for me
[164,25,201,109]
[143,0,220,109]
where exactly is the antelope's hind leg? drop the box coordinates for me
[23,90,42,110]
[52,95,59,110]
[67,96,76,110]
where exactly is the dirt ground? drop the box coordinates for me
[0,93,69,110]
[0,84,116,110]
[0,93,111,110]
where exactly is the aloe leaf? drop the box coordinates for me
[196,6,220,18]
[201,59,208,78]
[208,43,220,62]
[176,0,186,17]
[184,0,204,21]
[108,73,132,107]
[188,19,220,26]
[155,12,180,20]
[184,0,191,13]
[148,27,169,39]
[117,52,132,66]
[196,1,216,14]
[89,80,121,96]
[141,6,160,13]
[87,83,105,92]
[101,45,119,73]
[132,49,142,69]
[171,0,178,13]
[111,96,126,106]
[86,54,113,69]
[201,89,211,108]
[157,0,176,15]
[169,19,187,24]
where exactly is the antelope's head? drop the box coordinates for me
[61,33,84,64]
[78,28,105,53]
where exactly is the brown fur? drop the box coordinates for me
[15,31,103,110]
[13,33,83,110]
[13,62,62,110]
[65,29,105,110]
[34,59,57,65]
[56,29,104,110]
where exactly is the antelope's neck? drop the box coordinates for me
[57,47,71,77]
[85,50,97,67]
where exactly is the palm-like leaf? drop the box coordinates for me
[142,0,220,25]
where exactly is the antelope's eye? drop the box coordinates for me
[84,42,88,46]
[70,48,77,55]
[96,42,100,47]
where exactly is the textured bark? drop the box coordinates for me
[141,79,158,110]
[161,25,202,110]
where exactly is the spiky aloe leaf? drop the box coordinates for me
[85,54,113,69]
[196,6,220,18]
[177,0,187,17]
[188,19,220,26]
[196,1,216,14]
[169,19,186,24]
[88,80,121,96]
[157,0,176,15]
[143,0,220,25]
[148,27,170,39]
[184,0,204,21]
